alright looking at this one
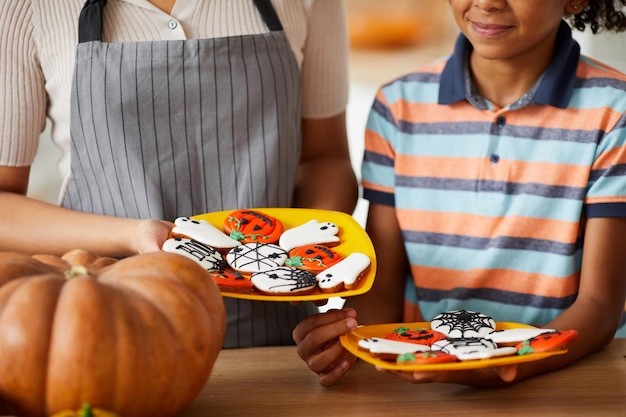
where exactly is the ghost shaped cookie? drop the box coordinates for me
[171,216,240,251]
[278,219,340,252]
[316,252,370,292]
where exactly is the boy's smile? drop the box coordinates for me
[449,0,589,107]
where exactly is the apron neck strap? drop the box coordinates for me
[77,0,283,44]
[252,0,284,31]
[78,0,107,43]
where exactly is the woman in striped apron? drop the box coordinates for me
[0,0,357,347]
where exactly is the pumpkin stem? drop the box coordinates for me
[65,265,90,279]
[81,403,94,417]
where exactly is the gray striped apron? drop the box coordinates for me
[67,0,317,348]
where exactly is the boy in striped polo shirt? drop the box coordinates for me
[294,0,626,387]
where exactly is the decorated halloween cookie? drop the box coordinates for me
[162,237,227,271]
[430,338,518,361]
[278,219,340,252]
[171,216,240,251]
[485,328,556,346]
[396,351,458,365]
[385,327,446,346]
[516,330,579,354]
[430,309,496,339]
[223,209,284,244]
[316,252,371,292]
[208,269,253,293]
[250,267,318,295]
[358,337,430,361]
[226,242,288,275]
[285,244,343,274]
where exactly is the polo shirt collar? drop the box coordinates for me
[439,20,580,109]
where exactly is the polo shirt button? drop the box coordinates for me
[168,19,178,30]
[496,116,506,128]
[490,154,500,163]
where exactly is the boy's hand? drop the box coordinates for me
[293,308,359,387]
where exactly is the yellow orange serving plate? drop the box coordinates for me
[340,321,569,372]
[192,208,377,302]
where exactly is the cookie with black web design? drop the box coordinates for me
[251,267,317,295]
[226,242,288,275]
[430,309,496,338]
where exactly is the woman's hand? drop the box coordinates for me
[293,308,359,387]
[133,219,175,254]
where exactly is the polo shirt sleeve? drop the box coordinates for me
[585,112,626,218]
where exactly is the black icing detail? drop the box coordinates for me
[252,267,316,292]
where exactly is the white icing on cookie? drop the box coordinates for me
[432,338,500,360]
[358,337,430,355]
[278,220,340,252]
[430,309,496,338]
[172,217,240,249]
[316,252,370,291]
[484,328,555,344]
[162,237,227,271]
[250,267,317,294]
[226,242,288,274]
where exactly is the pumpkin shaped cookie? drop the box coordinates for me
[285,244,343,274]
[223,209,284,244]
[385,327,446,346]
[208,269,253,294]
[516,330,579,354]
[396,351,458,365]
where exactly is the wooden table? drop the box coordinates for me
[180,339,626,417]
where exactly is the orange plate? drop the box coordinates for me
[340,322,569,372]
[192,208,376,302]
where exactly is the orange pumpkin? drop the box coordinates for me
[51,403,119,417]
[0,249,226,417]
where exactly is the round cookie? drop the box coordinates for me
[285,244,343,274]
[430,309,496,339]
[226,242,288,275]
[223,209,284,244]
[250,267,317,295]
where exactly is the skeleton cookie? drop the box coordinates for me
[278,219,340,252]
[162,237,227,271]
[432,338,516,361]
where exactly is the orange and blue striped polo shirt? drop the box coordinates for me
[361,21,626,337]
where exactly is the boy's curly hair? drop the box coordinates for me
[567,0,626,33]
